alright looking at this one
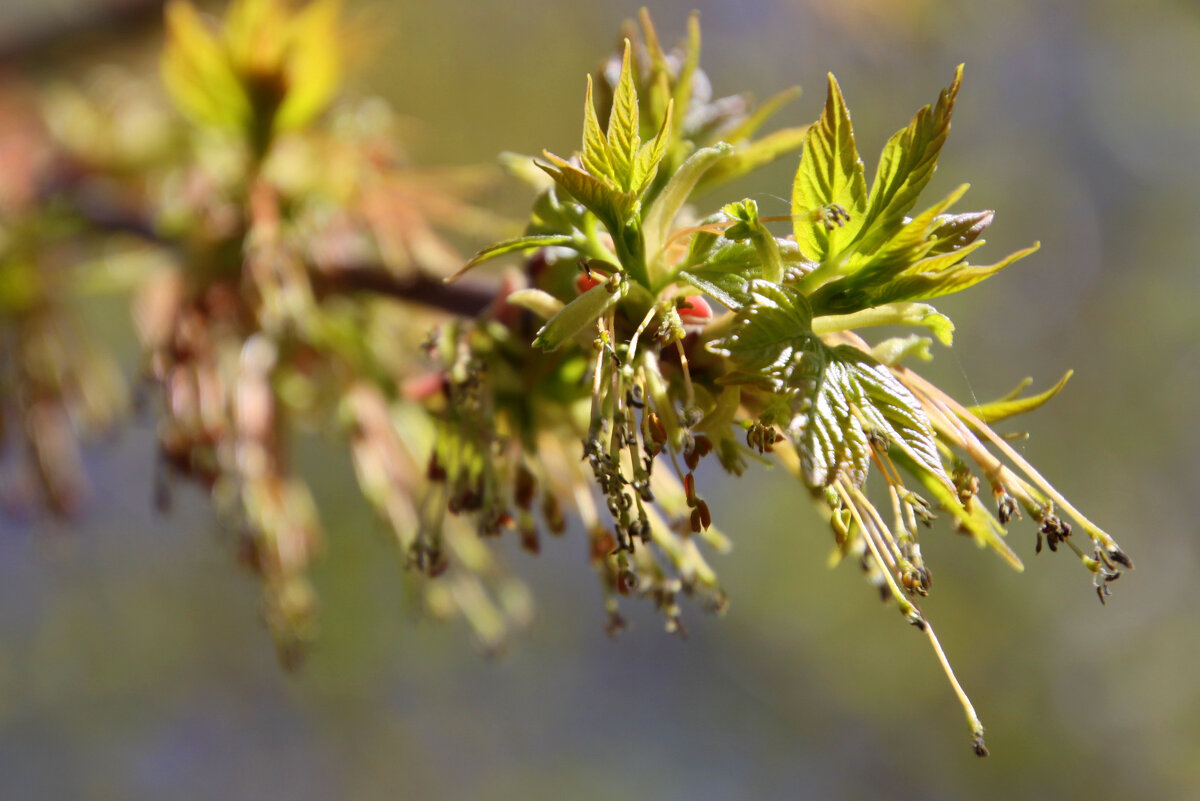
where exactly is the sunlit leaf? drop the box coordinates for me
[532,280,624,351]
[708,280,816,390]
[631,100,673,197]
[537,153,635,228]
[966,370,1073,424]
[275,0,344,132]
[581,76,616,183]
[448,235,576,282]
[678,269,751,309]
[790,345,949,489]
[792,74,867,261]
[879,242,1040,304]
[854,65,963,255]
[161,0,251,130]
[607,40,641,186]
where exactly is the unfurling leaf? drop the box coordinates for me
[532,278,624,351]
[707,280,816,391]
[789,346,949,490]
[448,235,576,282]
[792,74,867,261]
[854,65,963,256]
[966,371,1073,424]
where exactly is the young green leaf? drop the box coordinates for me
[792,74,868,261]
[965,370,1073,424]
[630,101,673,196]
[678,269,752,309]
[448,234,576,282]
[581,75,617,183]
[708,281,816,391]
[607,40,641,185]
[854,65,963,256]
[537,153,636,229]
[643,143,732,265]
[877,242,1040,305]
[532,279,624,351]
[790,345,949,490]
[812,301,955,345]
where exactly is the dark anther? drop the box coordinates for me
[1109,548,1133,569]
[514,465,536,509]
[996,492,1016,525]
[1040,515,1071,552]
[427,454,447,482]
[618,568,638,594]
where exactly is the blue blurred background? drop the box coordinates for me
[3,0,1200,798]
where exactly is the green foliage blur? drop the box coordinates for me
[2,0,1199,799]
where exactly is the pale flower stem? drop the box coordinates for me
[626,304,659,367]
[675,339,695,408]
[922,618,988,756]
[834,481,909,612]
[836,478,987,756]
[902,368,1120,553]
[848,483,904,569]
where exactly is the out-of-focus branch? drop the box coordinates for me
[0,0,169,66]
[58,174,497,318]
[310,268,494,318]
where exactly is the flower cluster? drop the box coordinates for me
[0,2,1130,755]
[446,12,1131,754]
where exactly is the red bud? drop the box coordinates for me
[677,295,712,323]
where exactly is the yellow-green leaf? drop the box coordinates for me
[792,73,867,261]
[533,279,624,351]
[966,370,1073,424]
[447,234,575,283]
[607,40,641,188]
[275,0,343,132]
[161,0,251,130]
[581,76,616,183]
[855,65,963,255]
[630,99,673,197]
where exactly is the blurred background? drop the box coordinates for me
[2,0,1199,798]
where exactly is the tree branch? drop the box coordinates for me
[310,267,495,318]
[0,0,169,66]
